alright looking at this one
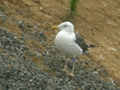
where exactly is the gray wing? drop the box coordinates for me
[75,33,89,54]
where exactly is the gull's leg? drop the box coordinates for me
[69,58,76,77]
[63,58,69,73]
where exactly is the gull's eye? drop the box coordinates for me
[64,25,67,27]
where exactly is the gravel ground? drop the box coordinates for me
[0,27,120,90]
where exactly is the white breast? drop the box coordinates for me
[55,30,83,56]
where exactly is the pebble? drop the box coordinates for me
[17,20,25,30]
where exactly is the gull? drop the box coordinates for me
[52,21,94,76]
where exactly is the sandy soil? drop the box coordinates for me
[0,0,120,85]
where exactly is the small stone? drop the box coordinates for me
[109,47,117,52]
[17,20,25,30]
[40,7,43,10]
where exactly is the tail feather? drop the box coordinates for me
[83,44,96,55]
[88,44,96,48]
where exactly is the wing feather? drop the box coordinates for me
[75,33,89,53]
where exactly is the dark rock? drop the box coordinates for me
[0,10,7,23]
[17,20,25,30]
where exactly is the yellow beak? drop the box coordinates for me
[51,25,58,33]
[51,25,58,30]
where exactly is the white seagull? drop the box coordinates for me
[52,21,94,76]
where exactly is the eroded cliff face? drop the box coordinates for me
[0,0,120,86]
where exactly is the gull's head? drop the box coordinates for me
[58,21,74,32]
[52,21,74,33]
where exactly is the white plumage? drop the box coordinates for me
[54,21,89,76]
[55,22,83,56]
